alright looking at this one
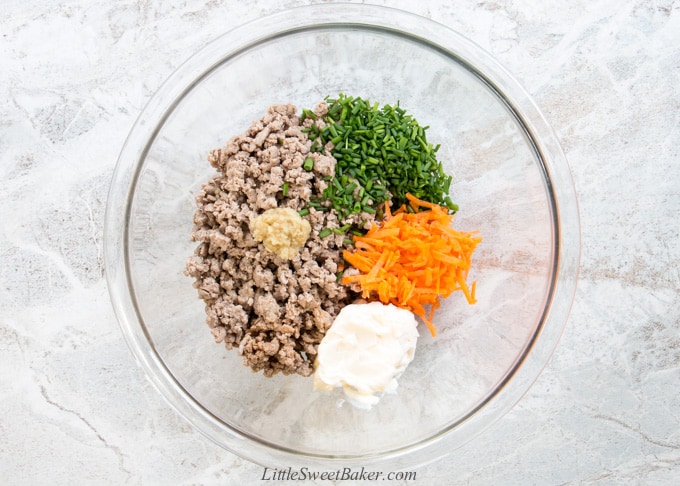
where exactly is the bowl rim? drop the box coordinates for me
[104,2,581,469]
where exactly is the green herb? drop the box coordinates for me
[303,157,314,171]
[298,208,310,217]
[306,94,457,221]
[318,228,333,238]
[331,223,352,235]
[301,108,317,123]
[282,182,289,197]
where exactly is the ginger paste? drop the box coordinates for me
[251,207,311,260]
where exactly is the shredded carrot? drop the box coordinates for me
[342,194,481,336]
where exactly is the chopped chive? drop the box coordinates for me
[303,157,314,171]
[318,228,332,238]
[304,94,458,220]
[301,108,317,122]
[298,208,310,217]
[282,182,289,197]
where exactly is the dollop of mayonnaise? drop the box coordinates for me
[313,302,419,409]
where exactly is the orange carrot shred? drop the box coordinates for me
[341,193,481,336]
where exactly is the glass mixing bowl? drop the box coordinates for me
[104,4,580,469]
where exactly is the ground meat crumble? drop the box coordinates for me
[185,103,373,377]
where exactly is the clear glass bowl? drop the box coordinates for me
[104,4,580,469]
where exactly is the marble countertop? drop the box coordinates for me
[2,0,679,484]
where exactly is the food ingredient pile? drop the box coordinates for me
[185,95,481,407]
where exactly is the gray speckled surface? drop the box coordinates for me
[1,1,679,484]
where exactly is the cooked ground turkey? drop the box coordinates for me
[185,103,373,377]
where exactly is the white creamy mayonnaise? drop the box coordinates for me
[313,302,419,409]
